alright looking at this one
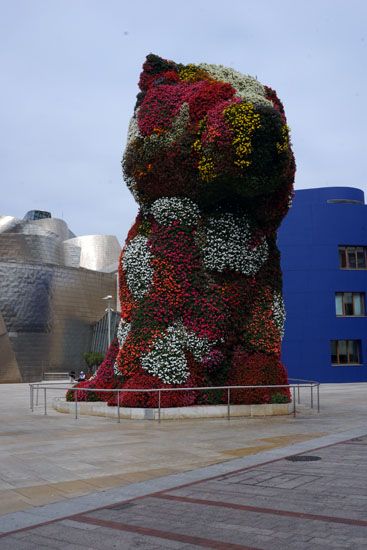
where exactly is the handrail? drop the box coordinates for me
[29,379,320,423]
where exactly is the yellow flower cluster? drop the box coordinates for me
[192,136,216,182]
[276,124,290,154]
[179,64,212,83]
[197,155,216,182]
[224,102,261,168]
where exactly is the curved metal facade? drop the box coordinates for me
[64,235,121,272]
[278,187,367,382]
[0,213,121,382]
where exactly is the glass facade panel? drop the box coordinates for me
[348,340,359,363]
[331,339,362,365]
[339,249,346,268]
[338,340,347,363]
[344,293,353,315]
[339,246,367,269]
[331,341,337,364]
[335,293,343,315]
[348,250,356,268]
[353,294,363,315]
[357,248,366,268]
[335,292,365,316]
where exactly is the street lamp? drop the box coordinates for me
[102,295,113,348]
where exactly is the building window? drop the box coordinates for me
[335,292,365,316]
[339,246,367,269]
[331,340,362,365]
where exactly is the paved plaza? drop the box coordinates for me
[0,383,366,548]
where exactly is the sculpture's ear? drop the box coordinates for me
[139,53,178,92]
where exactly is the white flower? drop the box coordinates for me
[162,102,190,146]
[117,319,131,348]
[114,320,131,376]
[124,174,140,202]
[202,213,268,276]
[113,361,122,377]
[272,291,286,338]
[141,322,214,384]
[122,235,154,299]
[123,110,142,201]
[198,64,272,108]
[150,197,200,226]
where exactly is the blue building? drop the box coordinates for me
[278,187,367,383]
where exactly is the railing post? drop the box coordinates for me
[311,385,314,409]
[117,390,120,423]
[44,387,47,415]
[297,385,300,404]
[293,386,296,417]
[30,385,33,411]
[36,384,39,406]
[75,390,78,420]
[158,390,161,424]
[227,388,230,421]
[317,384,320,413]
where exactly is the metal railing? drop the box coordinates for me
[29,378,320,424]
[42,372,70,381]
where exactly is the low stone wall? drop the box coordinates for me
[53,397,292,420]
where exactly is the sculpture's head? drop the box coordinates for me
[123,54,295,217]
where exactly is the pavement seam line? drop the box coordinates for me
[73,513,261,550]
[153,493,367,527]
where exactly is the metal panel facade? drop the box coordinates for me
[0,214,120,382]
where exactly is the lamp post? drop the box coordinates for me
[102,295,113,348]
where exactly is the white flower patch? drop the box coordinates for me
[113,361,122,377]
[126,111,142,145]
[117,319,131,348]
[164,102,190,145]
[123,110,142,202]
[272,291,286,338]
[198,64,272,108]
[202,213,268,276]
[114,320,131,376]
[141,322,214,384]
[122,236,154,299]
[124,173,140,203]
[150,197,200,226]
[186,330,212,361]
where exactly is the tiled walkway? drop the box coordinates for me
[1,434,367,549]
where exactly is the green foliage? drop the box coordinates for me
[83,352,104,370]
[270,392,290,404]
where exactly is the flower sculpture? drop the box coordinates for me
[76,54,295,406]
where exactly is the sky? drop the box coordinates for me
[1,0,366,243]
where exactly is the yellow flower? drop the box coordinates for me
[179,64,213,83]
[224,102,261,168]
[192,121,217,182]
[276,124,290,154]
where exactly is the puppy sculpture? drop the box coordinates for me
[78,54,295,408]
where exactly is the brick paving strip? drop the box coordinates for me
[1,430,367,549]
[153,493,367,527]
[72,514,261,549]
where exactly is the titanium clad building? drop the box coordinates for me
[278,187,367,383]
[0,210,121,382]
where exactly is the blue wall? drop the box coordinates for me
[278,187,367,382]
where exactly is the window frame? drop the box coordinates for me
[335,292,365,317]
[339,246,367,270]
[330,339,362,366]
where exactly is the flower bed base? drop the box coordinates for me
[53,398,292,420]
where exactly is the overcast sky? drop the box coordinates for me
[1,0,366,243]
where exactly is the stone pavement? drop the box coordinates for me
[0,429,367,548]
[0,383,366,548]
